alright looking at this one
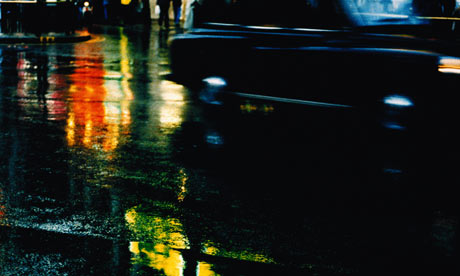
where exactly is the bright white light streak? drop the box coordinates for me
[203,76,227,87]
[383,95,413,107]
[439,56,460,74]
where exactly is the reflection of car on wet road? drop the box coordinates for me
[169,0,460,214]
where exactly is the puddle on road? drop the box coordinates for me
[125,204,277,275]
[125,205,191,275]
[1,32,343,275]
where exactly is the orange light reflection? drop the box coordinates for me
[66,34,132,153]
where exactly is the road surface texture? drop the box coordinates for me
[0,24,459,275]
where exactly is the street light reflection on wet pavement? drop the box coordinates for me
[1,24,459,275]
[1,26,324,275]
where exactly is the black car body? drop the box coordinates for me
[169,0,460,214]
[172,1,460,120]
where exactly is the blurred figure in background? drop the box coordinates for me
[184,0,203,29]
[173,0,182,26]
[120,0,133,24]
[412,0,456,16]
[381,0,394,12]
[440,0,456,16]
[102,0,110,22]
[157,0,171,29]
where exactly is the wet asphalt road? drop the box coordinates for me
[0,24,459,275]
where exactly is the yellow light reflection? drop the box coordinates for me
[126,207,190,276]
[240,103,274,114]
[126,207,276,275]
[160,81,185,102]
[120,34,133,81]
[158,80,186,130]
[121,100,131,126]
[67,112,75,146]
[83,120,93,148]
[197,261,220,276]
[130,241,141,255]
[159,106,184,129]
[120,33,134,101]
[130,241,185,276]
[125,207,190,250]
[202,241,276,265]
[125,208,137,225]
[177,169,188,202]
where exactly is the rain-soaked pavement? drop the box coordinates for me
[0,24,459,275]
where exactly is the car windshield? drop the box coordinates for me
[344,0,458,25]
[195,0,460,29]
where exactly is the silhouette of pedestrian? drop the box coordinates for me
[157,0,171,29]
[172,0,182,26]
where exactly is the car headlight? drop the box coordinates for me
[382,94,414,130]
[383,95,413,107]
[203,76,227,88]
[438,56,460,74]
[200,76,227,105]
